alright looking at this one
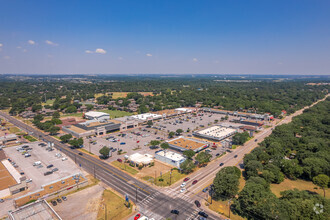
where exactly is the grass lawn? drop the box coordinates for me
[42,99,55,106]
[24,135,37,142]
[111,161,138,175]
[99,110,132,118]
[271,178,330,199]
[97,189,133,220]
[142,169,187,187]
[61,112,83,118]
[9,126,21,133]
[207,198,244,220]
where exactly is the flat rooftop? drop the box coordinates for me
[9,200,61,220]
[0,160,17,190]
[85,111,109,117]
[196,126,236,138]
[168,137,207,150]
[156,150,185,162]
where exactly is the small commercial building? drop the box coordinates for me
[232,119,264,127]
[155,150,186,168]
[167,136,209,152]
[0,134,17,144]
[193,126,237,141]
[113,116,139,130]
[131,113,162,122]
[84,111,110,121]
[8,200,62,220]
[127,153,154,166]
[62,120,121,138]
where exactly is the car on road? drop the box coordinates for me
[234,155,238,158]
[202,187,208,192]
[51,200,57,206]
[171,210,180,215]
[62,196,67,201]
[219,162,224,166]
[78,152,83,156]
[183,177,190,182]
[46,164,54,168]
[255,139,258,142]
[134,214,141,220]
[180,183,186,188]
[195,200,201,208]
[192,180,198,185]
[180,188,186,193]
[198,211,208,218]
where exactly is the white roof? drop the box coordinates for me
[175,108,192,112]
[197,126,236,138]
[128,153,154,164]
[156,150,185,162]
[85,111,109,117]
[131,113,162,121]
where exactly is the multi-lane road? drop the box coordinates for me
[0,94,327,219]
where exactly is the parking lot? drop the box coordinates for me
[4,142,81,192]
[81,112,250,162]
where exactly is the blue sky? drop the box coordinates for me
[0,0,329,74]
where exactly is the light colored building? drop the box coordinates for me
[167,136,209,152]
[193,126,237,141]
[8,200,62,220]
[155,150,186,168]
[127,153,154,165]
[174,108,192,113]
[84,111,110,121]
[131,113,162,121]
[0,134,17,144]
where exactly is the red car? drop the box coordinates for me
[192,180,198,185]
[183,177,190,182]
[134,214,141,220]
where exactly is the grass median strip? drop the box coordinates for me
[111,161,138,175]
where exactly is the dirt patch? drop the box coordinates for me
[137,160,173,179]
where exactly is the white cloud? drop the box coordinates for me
[16,46,21,49]
[214,60,219,64]
[47,54,53,58]
[193,58,198,62]
[118,57,123,60]
[3,56,10,60]
[278,62,283,65]
[45,40,58,46]
[85,50,94,54]
[0,43,3,47]
[95,48,106,54]
[146,53,152,57]
[23,49,27,53]
[28,40,35,45]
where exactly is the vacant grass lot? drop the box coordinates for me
[24,135,37,142]
[142,169,186,187]
[9,126,21,133]
[111,161,138,175]
[271,178,330,199]
[97,190,133,220]
[42,99,55,106]
[61,112,83,118]
[99,110,132,118]
[111,92,153,99]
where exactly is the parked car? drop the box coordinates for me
[117,158,122,163]
[44,171,53,176]
[62,196,67,201]
[46,164,54,168]
[0,199,4,203]
[180,183,186,188]
[255,139,258,142]
[57,198,62,203]
[120,142,126,145]
[180,188,186,193]
[198,211,208,218]
[134,214,141,220]
[183,177,190,182]
[52,168,59,172]
[192,180,198,185]
[219,163,224,166]
[51,200,57,206]
[234,155,238,158]
[26,179,32,183]
[171,210,180,215]
[195,200,201,208]
[216,153,220,157]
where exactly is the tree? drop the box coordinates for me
[150,140,161,146]
[86,104,94,110]
[244,160,263,178]
[99,146,110,159]
[213,166,241,199]
[33,114,44,121]
[52,111,60,119]
[232,132,249,145]
[48,126,60,135]
[147,120,153,127]
[69,138,83,148]
[176,129,183,135]
[160,142,169,151]
[180,159,195,174]
[32,104,42,112]
[66,105,77,113]
[60,134,72,143]
[313,174,329,197]
[195,151,212,166]
[168,131,175,138]
[51,118,62,125]
[183,150,195,160]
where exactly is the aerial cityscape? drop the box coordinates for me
[0,1,329,220]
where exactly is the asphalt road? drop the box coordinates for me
[0,111,220,220]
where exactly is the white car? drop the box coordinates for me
[26,179,32,183]
[180,183,186,188]
[61,157,68,161]
[180,188,186,193]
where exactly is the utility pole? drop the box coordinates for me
[228,199,232,218]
